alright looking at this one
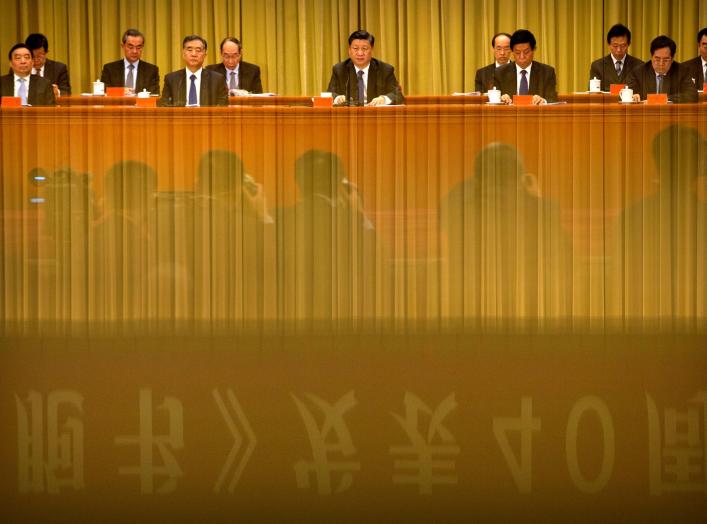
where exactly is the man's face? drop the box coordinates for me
[493,35,511,65]
[10,47,33,77]
[122,35,144,63]
[182,39,206,71]
[221,41,241,70]
[30,47,47,69]
[608,36,629,60]
[512,43,533,69]
[699,35,707,60]
[651,46,673,75]
[348,39,373,68]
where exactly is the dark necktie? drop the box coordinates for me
[357,70,365,104]
[229,71,237,90]
[656,74,664,94]
[615,60,622,77]
[126,64,135,90]
[188,74,197,105]
[519,69,528,95]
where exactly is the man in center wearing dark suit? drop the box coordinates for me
[474,32,512,93]
[1,43,55,106]
[205,37,263,95]
[589,24,642,92]
[626,35,697,104]
[100,29,160,95]
[159,35,228,107]
[327,30,403,106]
[494,29,557,105]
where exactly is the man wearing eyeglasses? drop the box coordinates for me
[627,35,697,103]
[494,29,557,105]
[206,37,262,95]
[159,35,228,107]
[100,29,160,95]
[589,24,642,92]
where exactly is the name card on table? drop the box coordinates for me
[610,83,626,95]
[647,93,668,105]
[512,95,533,106]
[1,96,22,107]
[106,87,126,97]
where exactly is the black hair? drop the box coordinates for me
[8,43,32,61]
[510,29,536,50]
[348,30,374,47]
[606,24,631,44]
[122,29,145,44]
[25,33,48,52]
[650,35,676,57]
[182,35,207,50]
[491,33,511,48]
[219,37,242,53]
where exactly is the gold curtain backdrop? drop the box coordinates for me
[0,0,705,96]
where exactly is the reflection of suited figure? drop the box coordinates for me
[475,63,498,92]
[441,143,570,319]
[0,73,55,105]
[493,61,558,102]
[277,150,377,321]
[158,68,228,106]
[589,54,642,91]
[327,58,403,105]
[193,150,274,320]
[612,125,707,320]
[205,62,263,93]
[93,161,157,320]
[100,59,160,94]
[682,55,706,88]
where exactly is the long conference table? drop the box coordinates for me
[1,99,707,522]
[1,99,706,324]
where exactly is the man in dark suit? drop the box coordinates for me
[327,30,403,106]
[589,24,642,91]
[159,35,228,107]
[626,35,697,103]
[494,29,557,104]
[205,37,262,94]
[100,29,160,95]
[474,32,512,93]
[1,43,55,106]
[682,27,707,88]
[24,33,70,96]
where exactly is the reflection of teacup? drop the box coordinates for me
[487,88,501,104]
[589,78,601,92]
[619,87,633,103]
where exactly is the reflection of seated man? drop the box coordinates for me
[474,32,511,93]
[194,150,273,320]
[494,29,557,105]
[626,35,697,103]
[159,35,228,107]
[93,161,157,319]
[1,43,55,106]
[25,33,71,97]
[277,150,376,320]
[327,30,403,106]
[205,37,263,95]
[613,125,706,319]
[440,143,570,319]
[588,24,642,92]
[100,29,160,95]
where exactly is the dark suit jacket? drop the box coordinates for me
[205,61,263,93]
[327,58,404,105]
[475,63,498,92]
[493,61,558,102]
[626,61,698,103]
[1,73,56,106]
[682,56,706,87]
[100,59,160,94]
[158,68,228,107]
[588,54,642,91]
